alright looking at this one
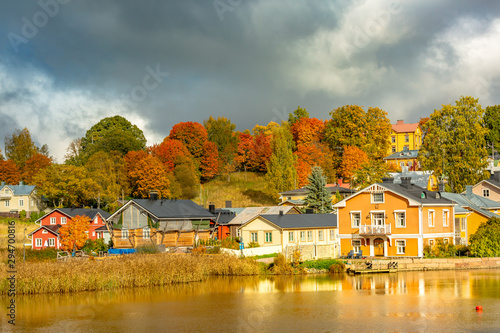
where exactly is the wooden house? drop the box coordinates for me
[0,181,45,217]
[106,196,215,248]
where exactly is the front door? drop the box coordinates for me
[374,238,384,256]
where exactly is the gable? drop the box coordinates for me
[241,216,281,232]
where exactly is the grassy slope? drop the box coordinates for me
[197,171,278,208]
[0,218,38,248]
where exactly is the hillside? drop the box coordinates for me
[196,172,277,208]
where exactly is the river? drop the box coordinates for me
[2,269,500,332]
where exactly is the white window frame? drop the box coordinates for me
[122,229,129,239]
[50,217,56,225]
[350,211,361,228]
[428,239,435,247]
[371,211,385,226]
[19,199,24,207]
[394,210,406,228]
[61,217,67,224]
[265,232,272,243]
[352,239,361,253]
[300,231,306,242]
[396,240,406,254]
[483,189,490,197]
[461,217,467,232]
[35,238,42,247]
[442,210,449,227]
[307,230,313,242]
[371,192,384,204]
[42,229,48,234]
[143,228,150,239]
[288,231,294,242]
[428,210,435,227]
[251,232,258,243]
[5,200,9,207]
[329,229,335,240]
[318,230,324,241]
[443,238,449,244]
[48,238,55,247]
[94,217,98,224]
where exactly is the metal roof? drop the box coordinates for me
[1,183,36,196]
[227,206,299,226]
[257,214,337,229]
[58,208,111,220]
[128,199,214,219]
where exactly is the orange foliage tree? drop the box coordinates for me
[151,138,193,173]
[249,133,272,172]
[290,117,325,146]
[200,141,219,180]
[0,160,21,184]
[22,153,52,184]
[126,153,171,198]
[234,133,254,170]
[59,215,89,251]
[339,146,369,180]
[294,143,335,187]
[169,122,208,159]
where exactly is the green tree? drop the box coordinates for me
[174,163,198,199]
[84,151,124,208]
[4,128,40,170]
[419,96,489,193]
[303,166,333,214]
[265,125,297,193]
[351,160,388,190]
[365,107,392,159]
[203,116,238,165]
[469,217,500,257]
[288,106,309,125]
[324,105,367,151]
[484,105,500,152]
[80,116,146,164]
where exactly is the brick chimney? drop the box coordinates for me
[400,177,412,189]
[465,185,473,198]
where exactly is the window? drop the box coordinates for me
[443,238,449,244]
[391,136,396,143]
[92,232,96,237]
[42,229,48,234]
[5,200,9,207]
[265,232,272,243]
[122,229,129,239]
[392,146,396,153]
[61,217,67,224]
[288,232,294,242]
[372,192,384,203]
[50,217,56,225]
[428,239,435,247]
[483,189,490,197]
[352,239,361,253]
[307,230,313,241]
[94,218,98,224]
[461,217,467,231]
[350,212,361,228]
[395,211,406,228]
[330,229,335,240]
[19,199,24,206]
[143,228,150,239]
[251,232,258,243]
[318,230,324,241]
[442,210,449,227]
[48,238,55,247]
[287,196,292,200]
[31,199,34,206]
[35,238,42,247]
[428,210,435,227]
[396,240,406,254]
[300,231,306,242]
[372,212,385,226]
[405,134,409,143]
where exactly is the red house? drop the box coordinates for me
[29,208,111,250]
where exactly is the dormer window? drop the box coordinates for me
[372,192,384,203]
[421,192,427,199]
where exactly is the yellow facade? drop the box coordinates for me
[388,121,422,155]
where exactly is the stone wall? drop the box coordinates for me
[346,257,500,271]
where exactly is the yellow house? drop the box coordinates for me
[388,120,422,155]
[239,213,338,259]
[0,181,45,216]
[334,177,455,257]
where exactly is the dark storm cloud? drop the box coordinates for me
[1,0,500,160]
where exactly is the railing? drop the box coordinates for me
[0,194,12,200]
[359,224,391,235]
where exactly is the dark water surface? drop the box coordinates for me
[2,269,500,332]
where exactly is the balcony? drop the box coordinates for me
[359,224,391,235]
[0,194,12,200]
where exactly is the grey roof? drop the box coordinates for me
[227,206,299,225]
[131,199,214,219]
[258,214,337,229]
[376,181,453,205]
[440,192,500,219]
[1,183,36,196]
[384,149,418,160]
[280,186,354,196]
[28,225,61,236]
[58,208,111,220]
[389,171,433,189]
[213,209,236,225]
[278,199,305,206]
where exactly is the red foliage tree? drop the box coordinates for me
[234,133,254,170]
[200,141,219,180]
[151,138,193,173]
[0,159,21,184]
[22,153,52,184]
[169,122,208,159]
[294,143,335,187]
[249,133,272,172]
[290,118,325,146]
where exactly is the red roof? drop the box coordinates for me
[392,120,419,133]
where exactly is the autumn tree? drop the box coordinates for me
[235,133,254,171]
[351,160,388,190]
[339,146,369,181]
[204,116,238,163]
[249,133,272,172]
[200,141,219,180]
[169,122,208,160]
[59,215,89,252]
[469,217,500,257]
[253,121,279,137]
[84,151,124,208]
[303,166,333,214]
[484,105,500,152]
[0,160,21,184]
[126,154,171,199]
[4,128,41,170]
[364,107,392,159]
[294,143,335,187]
[64,138,85,166]
[265,125,297,193]
[80,116,146,163]
[288,106,309,125]
[22,153,52,184]
[419,96,489,193]
[151,138,193,173]
[174,163,198,199]
[290,117,325,146]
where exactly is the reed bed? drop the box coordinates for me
[0,253,262,295]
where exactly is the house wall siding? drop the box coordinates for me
[31,229,59,250]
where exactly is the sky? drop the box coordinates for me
[1,0,500,162]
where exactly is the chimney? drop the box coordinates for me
[495,172,500,183]
[396,120,404,125]
[382,177,394,184]
[0,181,4,187]
[439,182,445,192]
[279,210,284,216]
[465,185,473,198]
[305,208,314,214]
[149,191,159,200]
[209,204,215,214]
[19,181,24,186]
[400,177,412,189]
[225,200,232,208]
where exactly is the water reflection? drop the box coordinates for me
[2,270,500,332]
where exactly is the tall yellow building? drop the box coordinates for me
[388,120,423,154]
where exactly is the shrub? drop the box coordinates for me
[20,210,26,219]
[301,259,344,270]
[81,239,108,254]
[424,240,456,258]
[135,244,160,254]
[271,254,294,274]
[470,217,500,257]
[329,262,346,273]
[247,242,260,248]
[456,245,470,256]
